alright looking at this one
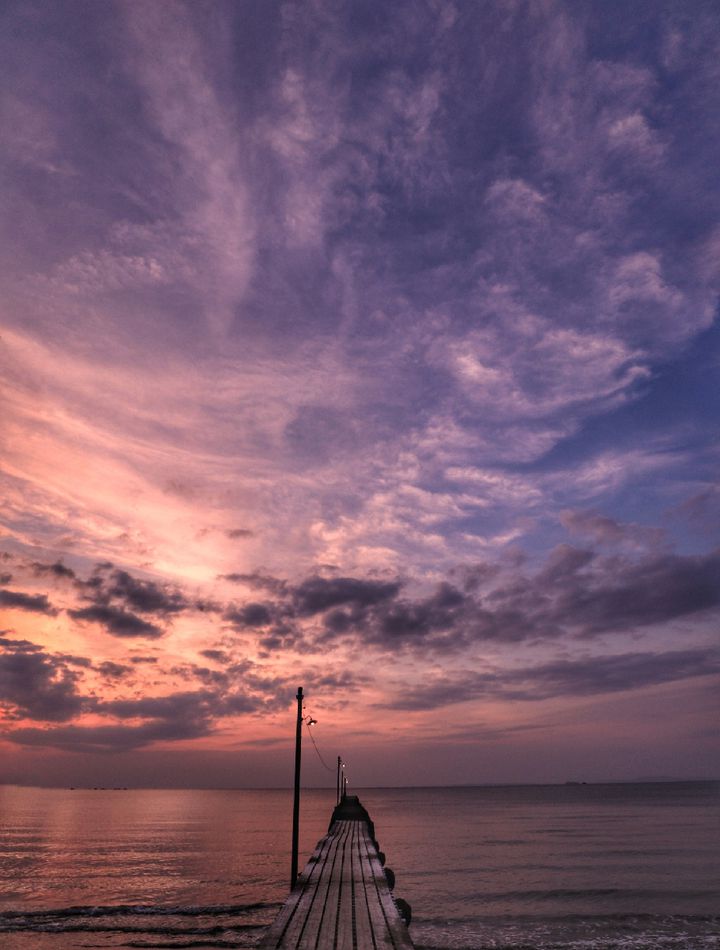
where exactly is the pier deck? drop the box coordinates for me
[260,799,414,950]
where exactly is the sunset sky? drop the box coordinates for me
[1,0,719,789]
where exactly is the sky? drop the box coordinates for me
[1,0,719,789]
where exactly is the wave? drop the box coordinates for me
[413,912,720,950]
[463,887,720,903]
[0,901,276,920]
[0,901,279,937]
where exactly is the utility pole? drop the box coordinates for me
[336,756,342,806]
[290,686,303,890]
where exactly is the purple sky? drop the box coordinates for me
[1,0,719,788]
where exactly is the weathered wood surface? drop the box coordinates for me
[260,817,414,950]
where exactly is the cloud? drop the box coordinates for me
[4,676,282,753]
[7,719,211,754]
[546,548,720,636]
[292,576,402,616]
[224,602,274,629]
[675,486,720,539]
[560,510,666,549]
[219,573,288,595]
[96,661,132,679]
[30,561,76,579]
[102,568,188,615]
[68,604,164,639]
[307,546,720,652]
[119,3,256,336]
[436,306,649,424]
[0,588,58,615]
[0,637,86,721]
[0,632,288,752]
[506,649,720,700]
[74,564,189,615]
[382,648,720,711]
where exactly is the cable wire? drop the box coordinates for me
[306,720,335,772]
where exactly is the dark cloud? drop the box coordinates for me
[0,573,12,584]
[550,548,720,636]
[303,669,367,692]
[103,569,188,614]
[0,636,40,651]
[561,511,667,550]
[0,589,58,615]
[226,528,254,539]
[257,621,307,654]
[675,487,720,539]
[193,547,720,657]
[363,582,469,648]
[7,684,272,753]
[7,719,210,754]
[31,561,76,579]
[219,572,288,595]
[0,637,86,721]
[96,661,132,678]
[448,562,502,593]
[382,648,720,711]
[75,565,188,615]
[308,547,720,653]
[318,580,531,652]
[537,545,596,584]
[68,604,164,638]
[61,654,93,668]
[293,576,402,616]
[504,649,720,700]
[200,649,229,663]
[195,598,223,613]
[129,655,158,664]
[224,602,273,628]
[101,690,219,722]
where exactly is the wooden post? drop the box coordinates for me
[290,686,303,890]
[336,756,342,805]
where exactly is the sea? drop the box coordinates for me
[0,782,717,950]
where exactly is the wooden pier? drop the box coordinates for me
[260,796,414,950]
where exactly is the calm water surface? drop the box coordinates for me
[0,782,718,949]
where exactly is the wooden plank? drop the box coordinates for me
[295,821,350,950]
[350,821,375,950]
[292,823,345,950]
[333,822,355,950]
[315,824,345,950]
[360,826,414,950]
[261,823,340,949]
[357,824,394,950]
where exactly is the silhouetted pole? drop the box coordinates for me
[290,686,303,890]
[336,756,342,805]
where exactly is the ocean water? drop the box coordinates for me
[0,782,717,949]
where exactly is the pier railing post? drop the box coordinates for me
[291,686,303,890]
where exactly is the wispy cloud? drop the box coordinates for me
[381,648,720,711]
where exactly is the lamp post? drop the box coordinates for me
[290,686,303,890]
